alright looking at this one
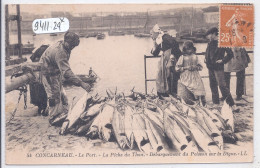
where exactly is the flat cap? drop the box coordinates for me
[205,27,219,36]
[64,32,80,46]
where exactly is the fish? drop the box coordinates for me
[50,112,67,126]
[86,114,101,140]
[60,92,91,135]
[165,108,190,130]
[97,104,115,141]
[186,118,221,153]
[164,115,188,151]
[198,106,224,130]
[195,107,222,138]
[168,103,179,112]
[195,107,223,150]
[124,105,135,149]
[84,103,104,117]
[143,108,164,131]
[112,108,130,150]
[75,118,95,135]
[164,108,200,152]
[144,115,168,152]
[132,113,152,152]
[221,100,235,132]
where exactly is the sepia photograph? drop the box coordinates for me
[3,3,254,165]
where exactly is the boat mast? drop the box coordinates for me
[143,10,149,33]
[190,6,194,36]
[179,8,183,34]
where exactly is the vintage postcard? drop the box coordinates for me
[3,3,254,165]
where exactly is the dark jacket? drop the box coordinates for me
[151,34,182,61]
[205,40,234,70]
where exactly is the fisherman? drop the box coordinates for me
[40,32,92,125]
[224,47,251,100]
[205,27,239,111]
[150,24,182,98]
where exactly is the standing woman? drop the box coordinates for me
[175,41,206,106]
[150,24,182,98]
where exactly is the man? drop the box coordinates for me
[224,47,250,100]
[150,24,182,98]
[205,27,239,111]
[40,32,92,124]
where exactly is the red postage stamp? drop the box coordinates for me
[219,4,254,48]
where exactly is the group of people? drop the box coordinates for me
[36,25,250,124]
[150,25,250,112]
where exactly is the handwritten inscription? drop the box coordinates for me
[32,17,69,34]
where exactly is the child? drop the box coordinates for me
[175,41,206,106]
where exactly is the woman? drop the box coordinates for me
[150,24,182,98]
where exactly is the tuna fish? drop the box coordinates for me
[186,118,221,153]
[124,105,135,149]
[221,100,235,132]
[144,115,168,152]
[112,108,130,150]
[164,115,188,151]
[132,113,152,152]
[60,92,91,135]
[143,108,164,131]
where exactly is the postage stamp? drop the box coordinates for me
[3,3,255,166]
[219,4,254,48]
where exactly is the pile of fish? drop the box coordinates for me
[55,89,237,153]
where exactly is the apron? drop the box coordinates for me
[156,49,172,93]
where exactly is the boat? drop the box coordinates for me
[108,15,125,36]
[108,30,125,36]
[50,33,57,36]
[8,43,35,55]
[96,33,105,40]
[85,32,98,38]
[62,74,97,87]
[134,33,150,38]
[79,33,85,38]
[63,68,98,87]
[96,13,106,40]
[176,7,209,43]
[134,11,151,38]
[177,29,209,43]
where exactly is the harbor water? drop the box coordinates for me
[9,32,254,98]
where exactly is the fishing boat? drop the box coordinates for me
[176,7,208,43]
[108,15,125,36]
[79,33,85,38]
[134,11,151,38]
[96,33,105,40]
[8,43,35,55]
[62,74,97,87]
[108,30,125,36]
[85,32,98,38]
[96,13,106,40]
[177,29,209,43]
[134,33,150,38]
[50,33,57,36]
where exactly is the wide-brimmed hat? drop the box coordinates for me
[205,27,219,36]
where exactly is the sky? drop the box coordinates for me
[7,4,215,15]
